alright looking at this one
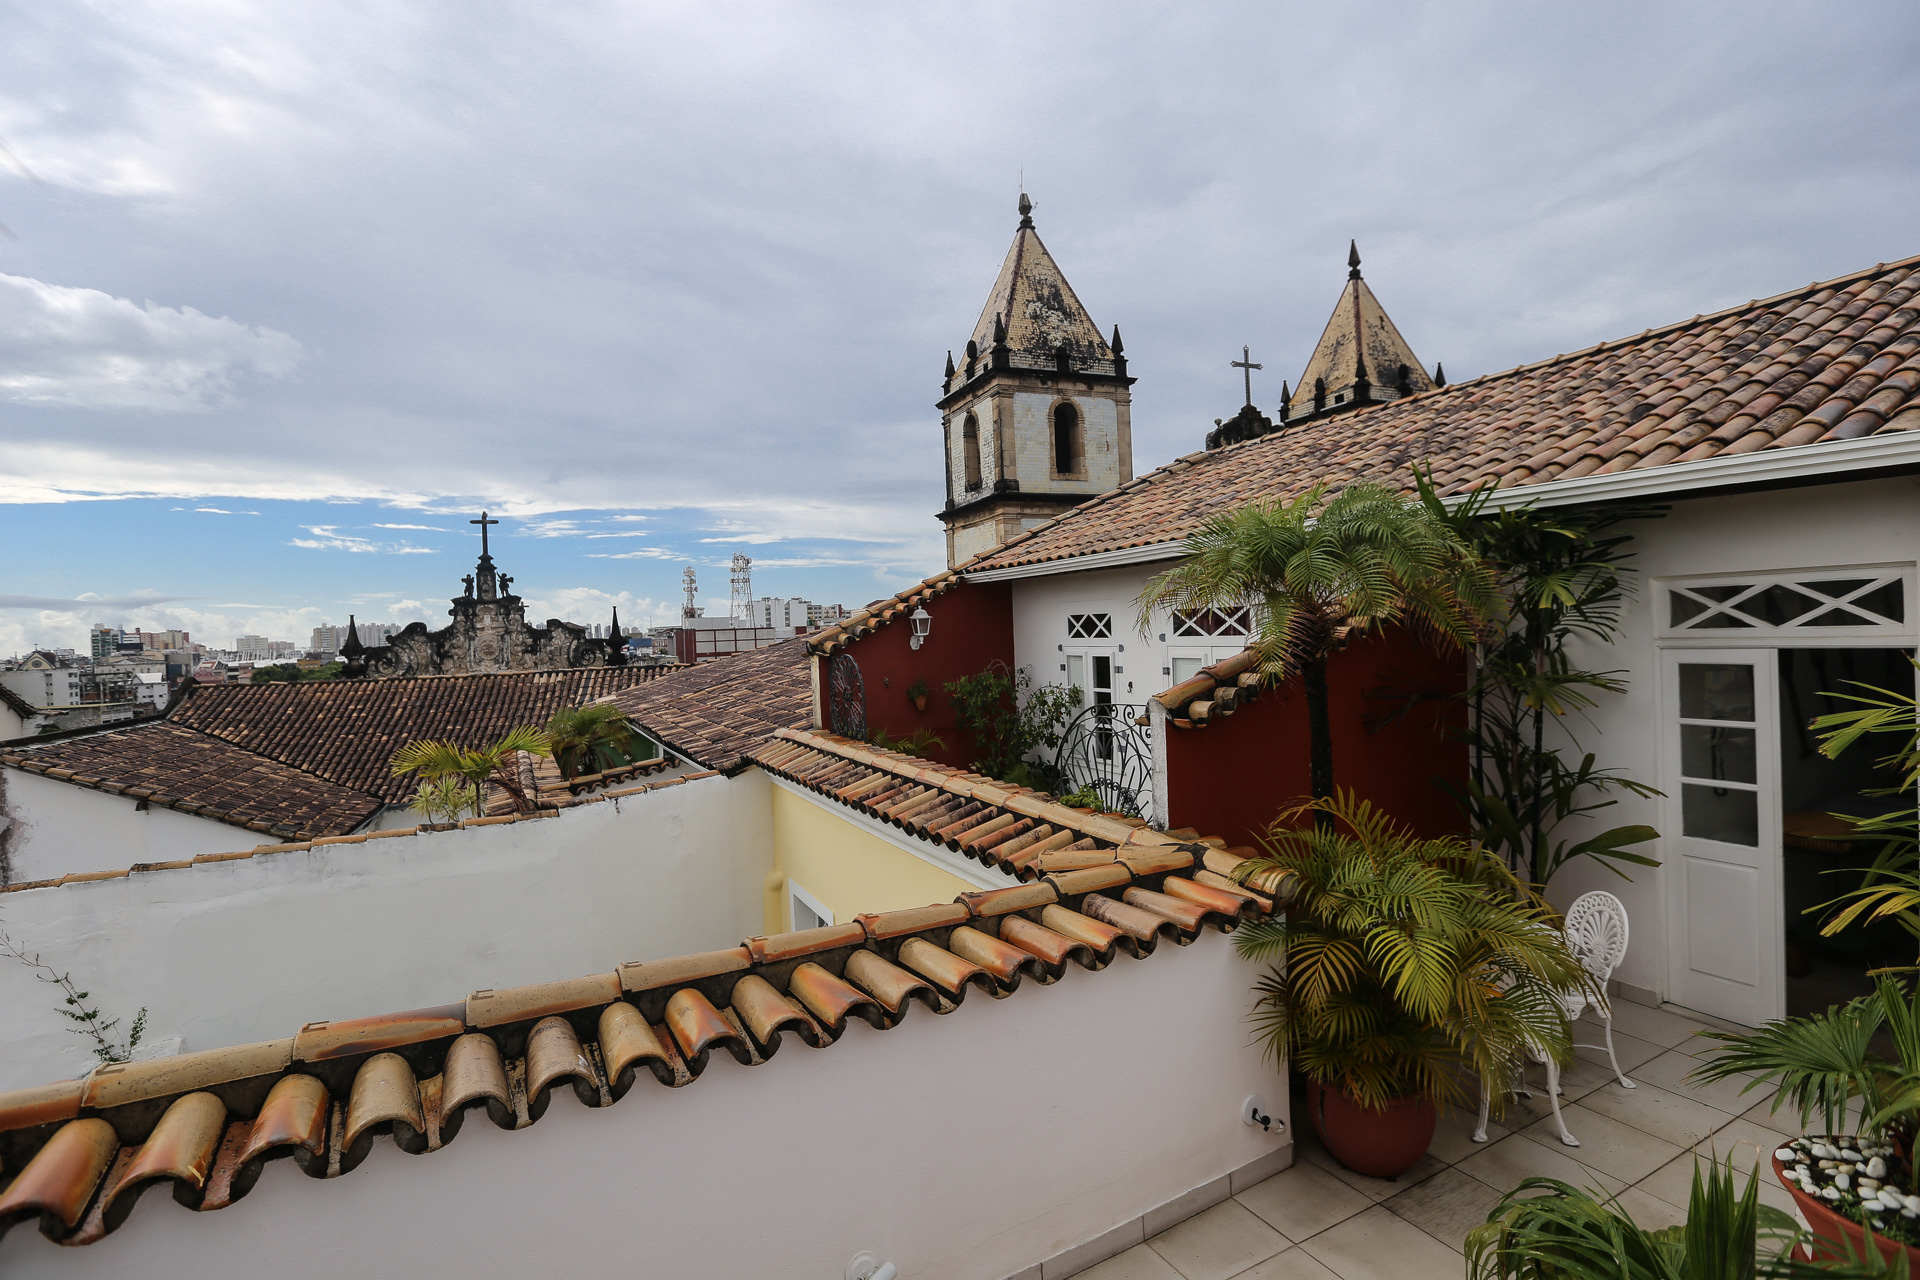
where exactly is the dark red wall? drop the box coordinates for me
[1165,627,1469,851]
[825,580,1016,770]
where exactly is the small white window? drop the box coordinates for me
[1171,606,1251,638]
[1662,567,1913,637]
[789,880,832,931]
[1067,612,1112,639]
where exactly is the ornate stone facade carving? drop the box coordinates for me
[340,513,626,679]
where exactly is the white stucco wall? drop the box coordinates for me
[1545,476,1920,1005]
[0,772,773,1090]
[1,769,275,883]
[0,923,1289,1280]
[1011,562,1172,701]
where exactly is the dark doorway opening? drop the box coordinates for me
[1779,647,1915,1019]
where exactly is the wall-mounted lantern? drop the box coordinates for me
[908,606,932,651]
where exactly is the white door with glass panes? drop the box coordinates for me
[1662,649,1782,1026]
[1063,611,1116,709]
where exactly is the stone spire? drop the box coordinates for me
[1285,241,1433,422]
[605,605,628,666]
[964,195,1115,374]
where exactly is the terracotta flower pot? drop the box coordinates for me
[912,695,928,712]
[1774,1154,1920,1271]
[1306,1079,1437,1179]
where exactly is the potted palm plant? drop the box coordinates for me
[1233,792,1593,1178]
[390,725,554,816]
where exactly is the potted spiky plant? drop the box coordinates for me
[1232,792,1592,1178]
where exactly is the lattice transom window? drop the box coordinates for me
[1066,612,1112,639]
[1171,605,1251,638]
[1664,569,1911,635]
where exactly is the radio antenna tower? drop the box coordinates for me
[681,566,699,619]
[730,554,753,620]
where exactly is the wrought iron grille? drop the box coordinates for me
[1054,701,1154,826]
[827,652,867,740]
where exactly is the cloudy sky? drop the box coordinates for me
[2,2,1915,655]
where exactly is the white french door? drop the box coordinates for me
[1661,649,1783,1026]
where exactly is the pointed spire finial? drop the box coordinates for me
[944,350,956,380]
[1433,361,1446,387]
[1018,191,1033,228]
[1348,239,1362,280]
[1110,324,1123,355]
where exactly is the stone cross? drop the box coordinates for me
[470,511,499,558]
[1231,346,1262,408]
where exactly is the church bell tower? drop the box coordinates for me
[936,195,1136,567]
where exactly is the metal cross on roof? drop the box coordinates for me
[1231,346,1262,408]
[470,511,499,559]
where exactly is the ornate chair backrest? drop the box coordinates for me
[1562,891,1630,985]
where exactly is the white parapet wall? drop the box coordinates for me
[0,922,1291,1280]
[0,771,773,1091]
[0,767,281,883]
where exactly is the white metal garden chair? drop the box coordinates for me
[1472,890,1635,1148]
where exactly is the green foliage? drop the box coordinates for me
[1138,479,1493,812]
[390,725,553,814]
[1230,791,1593,1112]
[1059,783,1103,810]
[545,702,641,780]
[905,677,929,702]
[943,661,1081,790]
[1419,470,1665,887]
[1805,660,1920,965]
[408,775,480,824]
[1693,976,1920,1191]
[869,726,946,758]
[0,930,148,1065]
[249,661,344,683]
[1465,1157,1855,1280]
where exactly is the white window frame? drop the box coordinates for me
[788,879,833,931]
[1657,563,1915,646]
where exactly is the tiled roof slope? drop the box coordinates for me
[0,848,1285,1250]
[968,206,1115,369]
[969,254,1920,572]
[607,638,813,773]
[805,569,961,656]
[169,666,680,805]
[1,722,382,842]
[0,683,37,723]
[1,769,722,897]
[755,729,1285,898]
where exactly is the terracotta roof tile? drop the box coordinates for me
[0,825,1286,1252]
[168,666,678,805]
[608,638,813,772]
[1,723,381,841]
[963,255,1920,573]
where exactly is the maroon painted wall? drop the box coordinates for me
[1165,627,1469,852]
[822,580,1016,771]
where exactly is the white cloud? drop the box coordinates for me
[288,525,436,554]
[371,523,447,531]
[0,273,303,411]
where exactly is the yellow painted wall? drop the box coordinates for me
[766,784,977,932]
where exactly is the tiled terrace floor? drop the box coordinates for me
[1080,1001,1805,1280]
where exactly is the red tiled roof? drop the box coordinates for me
[753,730,1281,891]
[168,667,682,805]
[1,722,382,842]
[804,570,961,656]
[968,254,1920,573]
[0,843,1281,1251]
[608,639,813,773]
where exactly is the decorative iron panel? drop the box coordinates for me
[827,652,867,741]
[1054,701,1154,826]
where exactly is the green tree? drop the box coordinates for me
[1138,480,1494,824]
[390,726,553,816]
[943,661,1081,792]
[545,703,640,780]
[1418,473,1665,887]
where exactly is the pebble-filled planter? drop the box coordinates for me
[1773,1136,1920,1267]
